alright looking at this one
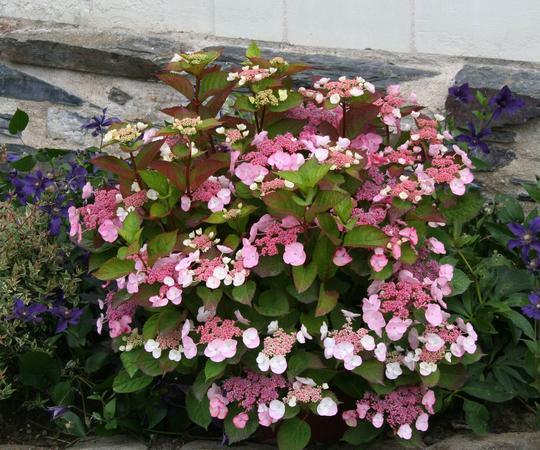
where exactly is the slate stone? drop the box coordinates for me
[475,146,516,171]
[0,64,83,105]
[108,86,132,105]
[0,35,173,80]
[0,27,437,86]
[0,113,12,136]
[47,107,90,144]
[428,431,540,450]
[212,45,439,89]
[484,127,517,144]
[446,65,540,127]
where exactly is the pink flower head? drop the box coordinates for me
[232,412,249,429]
[98,219,120,243]
[209,397,228,419]
[242,327,260,349]
[109,315,132,338]
[68,206,82,242]
[399,227,418,245]
[385,317,411,341]
[204,338,238,362]
[82,182,93,200]
[427,237,446,254]
[425,303,443,326]
[241,238,259,268]
[235,162,268,185]
[422,390,436,414]
[283,242,306,266]
[267,151,305,171]
[333,247,353,266]
[342,410,358,427]
[370,248,388,272]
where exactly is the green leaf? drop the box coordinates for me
[501,310,535,339]
[277,418,311,450]
[315,286,339,317]
[91,155,135,180]
[186,390,211,429]
[449,269,472,297]
[246,41,261,58]
[118,211,141,244]
[256,289,290,316]
[353,359,384,385]
[441,189,484,224]
[262,189,305,219]
[10,154,36,172]
[231,280,256,305]
[84,351,109,374]
[148,231,177,261]
[120,350,140,377]
[342,421,381,445]
[292,262,318,294]
[437,364,469,390]
[205,360,227,381]
[156,73,195,99]
[140,169,170,196]
[94,257,135,281]
[200,71,230,100]
[8,108,29,134]
[344,225,389,248]
[19,351,61,390]
[463,399,489,435]
[462,379,515,402]
[103,398,116,421]
[269,91,304,113]
[312,235,337,280]
[112,369,153,393]
[197,285,223,307]
[251,255,284,278]
[287,351,323,377]
[56,411,86,437]
[266,118,306,138]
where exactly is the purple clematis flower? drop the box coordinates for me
[456,122,492,154]
[10,170,54,204]
[40,195,73,236]
[66,163,88,192]
[82,108,120,137]
[448,83,474,104]
[51,305,83,333]
[8,298,48,323]
[46,405,69,420]
[489,85,525,119]
[522,293,540,320]
[508,217,540,260]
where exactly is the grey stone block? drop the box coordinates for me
[0,63,83,105]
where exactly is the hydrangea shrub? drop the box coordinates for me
[70,44,482,447]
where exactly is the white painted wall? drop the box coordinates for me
[1,0,539,62]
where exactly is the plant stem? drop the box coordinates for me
[457,249,484,304]
[341,103,347,137]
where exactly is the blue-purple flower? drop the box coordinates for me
[65,163,88,192]
[82,108,120,137]
[456,122,492,154]
[489,85,525,119]
[522,293,540,320]
[51,305,83,333]
[448,83,474,104]
[46,405,69,420]
[8,298,48,323]
[40,195,73,236]
[508,217,540,260]
[9,170,53,204]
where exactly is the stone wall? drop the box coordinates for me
[2,0,540,62]
[0,17,538,199]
